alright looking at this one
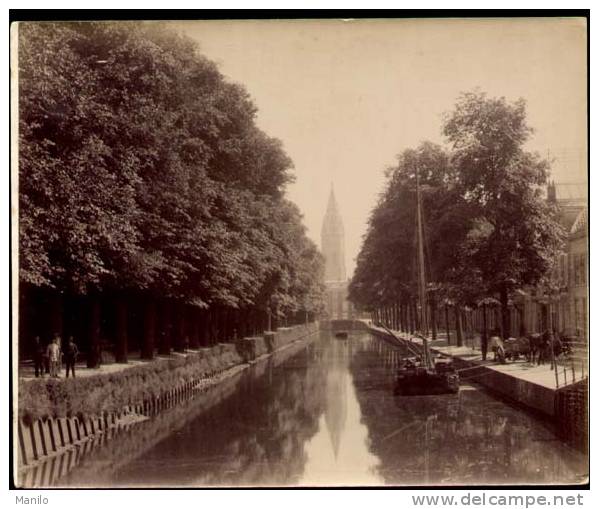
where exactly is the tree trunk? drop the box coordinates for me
[142,297,156,360]
[189,307,200,349]
[87,295,101,368]
[518,306,527,336]
[272,306,278,331]
[500,286,510,340]
[202,309,211,346]
[430,297,437,341]
[398,303,403,332]
[158,300,172,355]
[212,307,220,344]
[465,309,471,339]
[249,308,256,335]
[456,306,463,347]
[19,286,30,361]
[49,291,64,341]
[412,301,419,333]
[115,295,128,363]
[219,307,225,341]
[445,304,451,345]
[173,303,186,352]
[482,303,488,361]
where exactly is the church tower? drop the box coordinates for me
[321,186,352,320]
[321,186,347,282]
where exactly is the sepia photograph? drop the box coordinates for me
[10,13,589,489]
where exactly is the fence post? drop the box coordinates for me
[551,342,559,388]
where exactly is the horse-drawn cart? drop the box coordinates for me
[503,337,530,361]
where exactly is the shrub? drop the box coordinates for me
[18,343,243,423]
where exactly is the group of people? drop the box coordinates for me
[32,333,79,378]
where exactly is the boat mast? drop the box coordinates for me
[415,165,432,368]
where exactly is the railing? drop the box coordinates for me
[371,321,589,390]
[553,341,588,388]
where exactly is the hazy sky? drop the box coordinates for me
[174,18,587,277]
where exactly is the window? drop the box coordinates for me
[572,253,587,287]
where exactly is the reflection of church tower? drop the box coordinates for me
[321,186,346,282]
[324,341,348,459]
[321,186,352,319]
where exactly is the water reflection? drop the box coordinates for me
[302,338,382,485]
[58,331,587,487]
[350,338,587,485]
[104,340,326,486]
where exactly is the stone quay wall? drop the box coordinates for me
[16,322,319,486]
[368,324,588,451]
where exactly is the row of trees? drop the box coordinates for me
[349,91,564,341]
[19,22,325,365]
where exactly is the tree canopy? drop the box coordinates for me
[19,21,324,316]
[443,91,564,297]
[350,91,564,336]
[349,141,478,309]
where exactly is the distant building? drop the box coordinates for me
[321,186,347,282]
[321,186,353,319]
[568,206,588,340]
[513,181,587,338]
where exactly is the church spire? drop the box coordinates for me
[321,184,346,282]
[326,185,338,215]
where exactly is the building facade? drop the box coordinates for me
[568,207,588,340]
[510,182,588,339]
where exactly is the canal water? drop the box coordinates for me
[59,330,587,487]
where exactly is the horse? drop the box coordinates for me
[527,333,542,364]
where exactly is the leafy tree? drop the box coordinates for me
[351,92,564,341]
[18,21,321,363]
[349,142,475,318]
[19,23,143,293]
[443,91,564,337]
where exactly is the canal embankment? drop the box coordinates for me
[19,325,588,487]
[367,324,588,451]
[16,322,319,486]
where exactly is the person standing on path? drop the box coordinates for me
[46,335,61,378]
[64,336,79,378]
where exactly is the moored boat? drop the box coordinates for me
[394,357,459,395]
[387,163,460,396]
